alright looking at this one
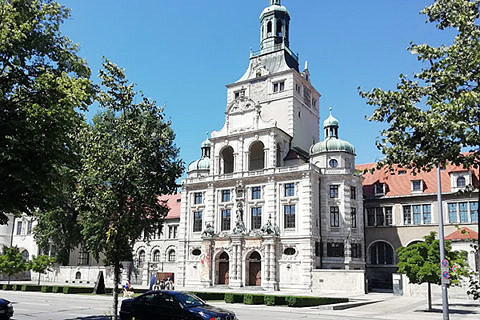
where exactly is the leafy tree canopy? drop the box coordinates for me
[0,246,28,283]
[0,0,95,221]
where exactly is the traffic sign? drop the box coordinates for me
[441,259,449,268]
[442,271,450,279]
[452,264,458,272]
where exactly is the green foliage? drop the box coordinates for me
[397,232,469,286]
[285,296,348,307]
[2,284,13,290]
[0,0,95,220]
[75,59,183,320]
[243,294,265,305]
[0,246,28,283]
[29,255,55,285]
[224,293,244,303]
[264,295,287,306]
[62,286,93,294]
[52,286,63,293]
[21,285,42,292]
[359,0,480,172]
[11,284,18,291]
[189,292,225,301]
[41,285,52,293]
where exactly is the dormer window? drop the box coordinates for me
[457,176,466,187]
[375,183,385,195]
[411,180,423,192]
[398,170,407,175]
[234,89,245,99]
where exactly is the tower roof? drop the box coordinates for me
[323,107,339,128]
[260,1,290,19]
[310,108,355,155]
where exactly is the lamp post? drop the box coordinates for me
[437,166,449,320]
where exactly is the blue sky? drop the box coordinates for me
[60,0,453,170]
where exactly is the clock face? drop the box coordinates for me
[329,159,338,168]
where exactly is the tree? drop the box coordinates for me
[0,0,94,221]
[0,246,28,284]
[29,255,55,285]
[397,232,468,311]
[76,59,183,319]
[359,0,480,271]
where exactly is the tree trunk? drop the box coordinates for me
[38,272,41,285]
[427,282,432,311]
[7,275,10,285]
[112,259,120,320]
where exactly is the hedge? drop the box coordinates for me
[41,285,52,293]
[2,284,13,291]
[264,295,287,306]
[52,286,63,293]
[63,286,93,294]
[285,296,348,307]
[190,292,225,301]
[243,294,265,305]
[11,284,18,291]
[21,285,42,292]
[224,293,244,303]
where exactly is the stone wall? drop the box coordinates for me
[312,269,366,295]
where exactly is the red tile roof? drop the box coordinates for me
[356,162,478,198]
[158,193,181,220]
[445,227,478,240]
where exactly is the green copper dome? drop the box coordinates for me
[310,138,355,155]
[260,4,289,19]
[188,157,211,172]
[201,139,211,148]
[323,113,339,128]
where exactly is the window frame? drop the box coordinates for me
[193,192,203,205]
[193,211,203,233]
[284,204,296,229]
[221,209,231,231]
[251,207,262,230]
[221,190,231,203]
[284,183,295,197]
[329,185,339,198]
[330,206,340,227]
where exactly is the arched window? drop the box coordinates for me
[267,21,272,33]
[168,249,176,262]
[249,141,265,171]
[75,271,81,280]
[138,250,145,266]
[457,176,466,187]
[369,241,394,265]
[249,251,261,261]
[276,20,283,36]
[21,250,29,261]
[221,146,234,174]
[153,250,161,262]
[219,252,229,261]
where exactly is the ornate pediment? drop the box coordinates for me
[227,97,259,115]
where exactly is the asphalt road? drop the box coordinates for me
[0,290,478,320]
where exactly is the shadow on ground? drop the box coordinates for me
[415,309,478,315]
[64,316,112,320]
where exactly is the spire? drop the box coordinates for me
[260,0,290,52]
[324,107,339,139]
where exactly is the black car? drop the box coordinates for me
[0,299,13,320]
[120,291,237,320]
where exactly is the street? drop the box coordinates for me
[0,290,478,320]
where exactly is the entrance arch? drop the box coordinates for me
[217,252,229,285]
[247,251,261,286]
[249,141,265,171]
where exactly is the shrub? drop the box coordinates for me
[2,284,13,291]
[11,284,18,291]
[243,294,264,305]
[63,286,93,294]
[285,296,348,307]
[224,293,244,303]
[41,285,52,293]
[190,292,225,301]
[264,295,287,306]
[52,286,63,293]
[21,285,42,292]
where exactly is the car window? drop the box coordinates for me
[176,293,205,308]
[153,294,180,309]
[137,293,156,304]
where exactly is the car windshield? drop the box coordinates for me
[176,293,205,308]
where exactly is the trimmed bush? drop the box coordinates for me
[41,285,52,293]
[2,284,13,291]
[11,284,18,291]
[190,292,225,301]
[224,293,244,303]
[264,295,287,306]
[21,285,42,292]
[52,286,63,293]
[285,296,348,307]
[63,286,93,294]
[243,294,264,305]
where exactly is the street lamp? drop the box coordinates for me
[436,166,449,320]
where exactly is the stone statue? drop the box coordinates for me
[232,203,246,235]
[202,223,215,238]
[261,215,279,236]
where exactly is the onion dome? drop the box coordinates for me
[310,108,355,155]
[188,137,212,173]
[260,1,290,19]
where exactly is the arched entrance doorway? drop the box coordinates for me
[217,252,229,285]
[247,251,261,286]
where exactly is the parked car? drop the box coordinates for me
[120,291,237,320]
[0,299,13,320]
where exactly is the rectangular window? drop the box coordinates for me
[375,208,384,226]
[193,211,203,232]
[168,225,178,239]
[412,180,422,191]
[350,186,356,200]
[351,243,362,258]
[351,208,357,229]
[448,203,458,223]
[471,202,478,223]
[413,205,422,225]
[284,205,296,229]
[459,202,469,223]
[327,242,344,257]
[27,220,33,235]
[221,209,231,231]
[423,204,432,224]
[251,186,261,200]
[367,208,375,226]
[403,206,411,225]
[221,190,231,202]
[273,81,285,93]
[78,246,89,266]
[330,206,340,227]
[194,192,202,205]
[385,207,393,226]
[16,221,22,235]
[375,183,384,194]
[285,183,295,197]
[251,207,262,230]
[329,185,339,198]
[234,89,245,99]
[303,87,311,105]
